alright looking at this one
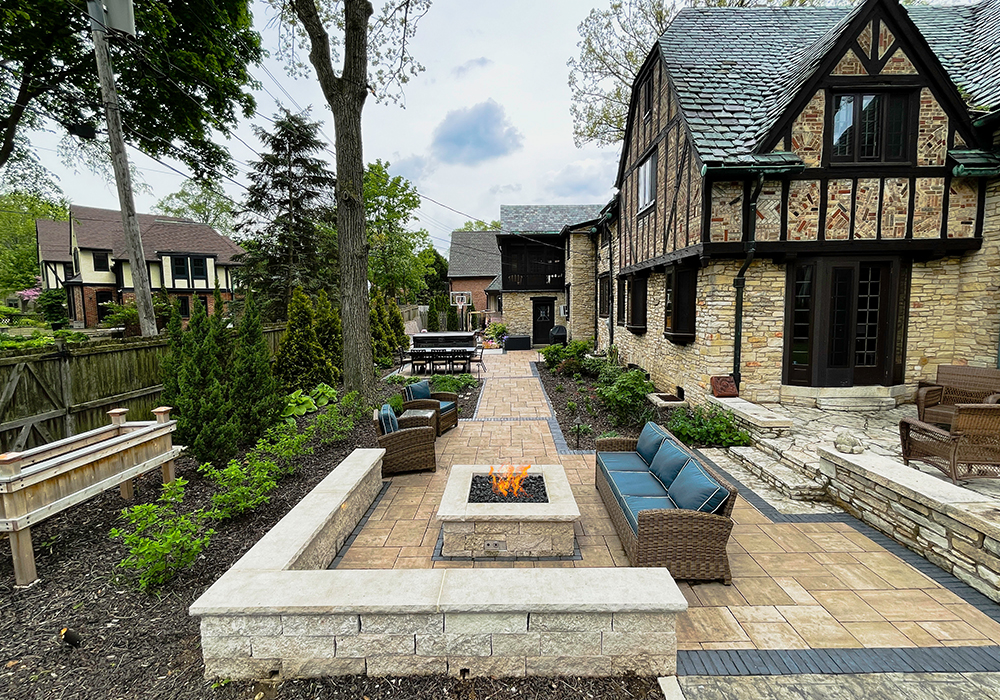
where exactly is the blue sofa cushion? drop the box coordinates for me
[439,400,457,415]
[607,470,668,497]
[378,404,399,435]
[668,461,728,513]
[622,496,675,534]
[404,381,432,401]
[636,422,670,465]
[648,439,690,487]
[596,451,650,472]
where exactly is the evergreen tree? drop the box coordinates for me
[159,303,184,410]
[235,111,338,321]
[446,298,459,331]
[274,288,333,392]
[426,295,440,332]
[370,291,394,367]
[211,280,232,373]
[386,296,409,350]
[230,291,282,442]
[314,289,343,383]
[175,297,236,464]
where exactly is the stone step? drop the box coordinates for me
[755,437,825,482]
[727,446,828,501]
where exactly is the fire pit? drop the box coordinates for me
[438,464,580,558]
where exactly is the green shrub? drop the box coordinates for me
[53,329,88,343]
[566,400,578,414]
[275,288,334,393]
[385,373,420,386]
[667,405,751,447]
[446,300,459,331]
[309,383,337,408]
[426,296,440,332]
[110,478,213,591]
[339,390,369,422]
[249,423,313,478]
[597,360,625,388]
[199,458,277,521]
[564,338,592,360]
[388,394,404,414]
[430,373,477,394]
[37,289,69,324]
[229,291,282,445]
[539,344,565,369]
[370,291,395,367]
[485,322,507,343]
[386,296,409,350]
[314,290,343,382]
[281,389,318,425]
[557,357,583,376]
[312,402,355,446]
[595,369,655,427]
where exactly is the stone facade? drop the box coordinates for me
[441,520,575,558]
[790,90,824,167]
[500,291,567,341]
[566,231,596,342]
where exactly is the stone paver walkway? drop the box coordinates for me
[669,672,1000,699]
[337,351,1000,654]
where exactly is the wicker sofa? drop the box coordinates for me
[900,404,1000,483]
[595,423,738,584]
[917,365,1000,427]
[373,404,437,476]
[402,380,458,435]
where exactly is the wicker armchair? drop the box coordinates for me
[594,435,738,583]
[372,410,437,476]
[900,404,1000,483]
[402,381,459,435]
[916,365,1000,427]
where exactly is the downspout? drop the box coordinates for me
[732,174,765,391]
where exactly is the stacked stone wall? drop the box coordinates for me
[500,292,566,340]
[566,232,596,342]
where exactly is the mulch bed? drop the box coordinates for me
[535,363,642,452]
[5,376,659,699]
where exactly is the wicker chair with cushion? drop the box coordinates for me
[401,380,458,435]
[373,404,437,476]
[595,423,738,584]
[900,404,1000,483]
[916,365,1000,427]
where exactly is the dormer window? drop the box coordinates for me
[173,256,188,280]
[830,92,909,163]
[93,252,109,272]
[191,257,207,280]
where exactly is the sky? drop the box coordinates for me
[30,0,621,256]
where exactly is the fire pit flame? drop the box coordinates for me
[489,463,531,498]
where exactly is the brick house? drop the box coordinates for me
[36,205,244,328]
[496,204,605,345]
[447,230,501,327]
[582,0,1000,408]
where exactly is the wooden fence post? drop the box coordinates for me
[0,452,37,586]
[107,409,134,499]
[152,406,175,483]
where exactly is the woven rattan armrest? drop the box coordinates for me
[378,425,436,450]
[595,437,639,452]
[986,394,1000,404]
[637,507,734,535]
[900,415,954,439]
[430,391,458,402]
[916,385,945,420]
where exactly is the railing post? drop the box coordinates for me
[108,409,134,499]
[0,452,37,586]
[152,406,175,483]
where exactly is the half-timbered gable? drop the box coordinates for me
[597,0,1000,407]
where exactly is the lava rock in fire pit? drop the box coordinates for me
[469,475,548,503]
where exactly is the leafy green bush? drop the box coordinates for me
[667,405,751,447]
[485,322,507,342]
[53,329,88,343]
[564,338,592,359]
[281,389,318,425]
[385,373,420,386]
[566,400,578,414]
[312,401,355,446]
[430,373,477,393]
[199,458,278,521]
[539,344,565,369]
[309,383,337,408]
[339,390,369,422]
[595,369,655,427]
[597,360,624,388]
[110,478,213,591]
[37,289,69,324]
[598,430,620,439]
[249,423,314,478]
[388,394,404,414]
[557,357,583,376]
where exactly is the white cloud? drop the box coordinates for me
[452,57,492,77]
[430,99,524,166]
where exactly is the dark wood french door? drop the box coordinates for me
[532,298,555,344]
[784,258,908,387]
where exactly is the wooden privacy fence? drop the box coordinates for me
[0,325,285,453]
[1,407,180,585]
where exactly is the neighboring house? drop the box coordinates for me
[583,0,1000,408]
[37,205,244,328]
[496,204,605,344]
[447,230,501,327]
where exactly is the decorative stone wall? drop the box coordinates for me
[566,232,596,342]
[881,178,909,238]
[756,181,782,242]
[831,49,867,76]
[825,180,853,240]
[596,235,613,353]
[500,292,567,340]
[913,177,945,238]
[818,447,1000,603]
[855,178,880,239]
[790,90,825,167]
[709,182,743,242]
[787,180,820,240]
[917,88,948,167]
[881,48,918,74]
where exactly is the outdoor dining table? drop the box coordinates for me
[406,347,474,374]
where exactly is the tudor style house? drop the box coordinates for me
[496,204,604,344]
[37,205,243,328]
[586,0,1000,408]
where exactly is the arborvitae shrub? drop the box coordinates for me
[370,291,394,367]
[426,295,440,331]
[386,296,409,350]
[230,291,283,443]
[274,288,333,393]
[313,289,343,382]
[446,300,459,331]
[159,303,183,410]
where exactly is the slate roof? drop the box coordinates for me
[37,205,244,264]
[484,274,502,292]
[657,0,1000,164]
[448,231,501,278]
[499,204,605,236]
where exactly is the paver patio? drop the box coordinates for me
[337,351,1000,653]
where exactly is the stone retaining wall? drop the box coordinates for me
[190,449,687,679]
[818,446,1000,603]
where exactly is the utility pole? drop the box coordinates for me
[87,0,157,337]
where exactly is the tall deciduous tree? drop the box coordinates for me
[235,111,337,321]
[0,191,67,295]
[416,246,448,303]
[456,219,501,231]
[364,159,430,299]
[154,180,236,239]
[1,0,262,178]
[281,0,430,402]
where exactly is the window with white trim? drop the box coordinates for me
[637,151,657,212]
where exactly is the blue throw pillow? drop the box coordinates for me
[378,404,399,435]
[405,381,432,401]
[439,400,457,414]
[648,440,690,488]
[667,461,729,513]
[635,422,669,465]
